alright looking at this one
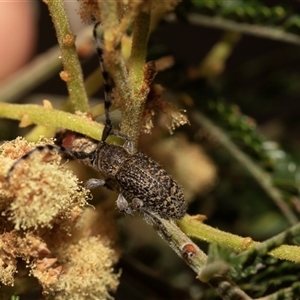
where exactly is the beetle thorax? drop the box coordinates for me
[96,143,130,177]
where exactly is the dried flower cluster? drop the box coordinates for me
[77,0,181,23]
[51,236,119,300]
[142,84,190,134]
[0,138,120,298]
[2,137,88,230]
[77,0,101,23]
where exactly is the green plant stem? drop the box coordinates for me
[97,0,132,132]
[97,5,132,117]
[120,11,151,145]
[45,0,89,112]
[25,66,104,141]
[62,68,104,113]
[179,215,256,252]
[128,11,151,92]
[178,215,300,263]
[236,221,300,264]
[191,110,299,225]
[97,2,151,147]
[0,103,103,140]
[187,14,300,46]
[98,0,119,30]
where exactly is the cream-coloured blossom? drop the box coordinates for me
[0,138,120,298]
[51,236,120,300]
[1,137,89,230]
[142,85,190,134]
[0,231,51,286]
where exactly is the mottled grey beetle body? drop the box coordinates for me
[87,141,187,219]
[7,136,187,220]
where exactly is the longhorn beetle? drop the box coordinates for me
[7,23,187,222]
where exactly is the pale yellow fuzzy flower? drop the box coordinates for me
[1,137,89,230]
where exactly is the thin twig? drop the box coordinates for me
[191,110,299,225]
[187,14,300,46]
[152,215,253,300]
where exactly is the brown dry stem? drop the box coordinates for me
[150,215,252,299]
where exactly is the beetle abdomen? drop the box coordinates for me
[116,151,186,219]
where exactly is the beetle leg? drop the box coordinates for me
[93,22,113,142]
[116,193,133,215]
[85,178,106,189]
[123,139,135,154]
[131,198,144,210]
